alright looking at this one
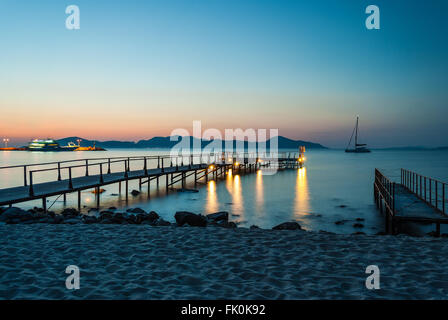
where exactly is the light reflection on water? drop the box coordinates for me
[1,149,448,234]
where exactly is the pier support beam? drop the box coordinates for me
[42,197,47,214]
[78,190,81,212]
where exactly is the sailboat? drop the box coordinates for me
[345,116,371,153]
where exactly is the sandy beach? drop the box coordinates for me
[1,223,448,300]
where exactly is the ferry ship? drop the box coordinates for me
[27,139,78,151]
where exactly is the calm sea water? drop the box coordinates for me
[1,149,447,234]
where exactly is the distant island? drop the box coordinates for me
[56,135,327,150]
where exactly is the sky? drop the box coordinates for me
[0,0,447,148]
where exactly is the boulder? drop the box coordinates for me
[353,223,364,228]
[352,231,366,235]
[63,217,82,224]
[220,221,237,229]
[82,215,98,224]
[206,211,229,223]
[174,211,207,227]
[0,207,30,222]
[272,222,302,230]
[131,190,140,196]
[61,208,79,218]
[250,225,261,230]
[355,218,365,222]
[126,207,146,214]
[153,218,171,226]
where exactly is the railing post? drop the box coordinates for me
[29,171,34,196]
[157,156,160,169]
[144,158,148,175]
[443,183,446,215]
[430,178,432,206]
[58,162,61,181]
[100,163,104,183]
[436,182,438,210]
[23,166,27,186]
[161,157,164,173]
[68,167,73,189]
[124,160,128,178]
[108,158,111,174]
[85,159,89,176]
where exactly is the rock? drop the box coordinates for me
[130,190,140,196]
[127,207,146,214]
[99,211,113,220]
[61,208,79,217]
[153,218,171,226]
[353,223,364,228]
[355,218,365,222]
[206,211,229,223]
[222,221,237,228]
[108,207,117,211]
[319,230,335,234]
[337,205,348,208]
[82,215,98,224]
[0,207,30,222]
[88,208,99,214]
[50,215,64,224]
[334,220,346,225]
[427,231,440,237]
[272,222,302,230]
[250,225,260,230]
[63,217,82,224]
[352,232,366,235]
[375,231,387,236]
[174,211,207,227]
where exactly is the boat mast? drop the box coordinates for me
[355,116,359,147]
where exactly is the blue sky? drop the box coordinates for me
[0,0,447,147]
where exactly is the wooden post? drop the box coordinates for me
[166,174,169,194]
[29,171,34,196]
[147,178,151,199]
[85,160,89,176]
[77,190,81,212]
[23,166,27,186]
[139,178,142,191]
[58,162,61,181]
[119,181,122,194]
[42,197,47,213]
[68,168,73,189]
[125,179,128,202]
[108,158,111,174]
[96,187,100,209]
[436,223,441,237]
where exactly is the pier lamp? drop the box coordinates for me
[3,138,9,148]
[209,164,215,170]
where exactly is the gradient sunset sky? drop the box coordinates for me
[0,0,447,148]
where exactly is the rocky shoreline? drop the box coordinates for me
[0,206,302,231]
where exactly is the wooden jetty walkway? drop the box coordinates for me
[374,168,448,235]
[0,152,303,212]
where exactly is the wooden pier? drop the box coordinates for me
[374,168,448,235]
[0,152,302,212]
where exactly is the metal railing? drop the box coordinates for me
[0,151,297,197]
[401,168,447,215]
[374,168,396,216]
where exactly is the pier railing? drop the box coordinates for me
[374,169,396,216]
[0,151,297,193]
[401,169,447,215]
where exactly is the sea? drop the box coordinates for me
[1,148,447,235]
